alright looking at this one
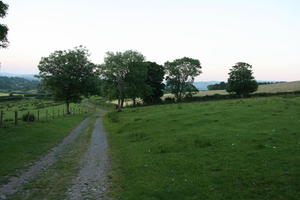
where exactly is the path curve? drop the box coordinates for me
[0,116,91,198]
[68,112,111,200]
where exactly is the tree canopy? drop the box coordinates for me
[38,46,97,113]
[100,50,145,110]
[226,62,258,97]
[165,57,202,101]
[142,62,165,104]
[0,1,8,48]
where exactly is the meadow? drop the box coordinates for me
[0,99,85,126]
[104,95,300,200]
[193,81,300,97]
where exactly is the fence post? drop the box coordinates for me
[15,111,18,125]
[0,110,3,126]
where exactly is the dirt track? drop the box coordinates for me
[0,117,91,198]
[68,112,111,200]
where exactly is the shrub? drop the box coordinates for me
[164,97,175,104]
[22,113,35,122]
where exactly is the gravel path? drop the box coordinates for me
[68,112,111,200]
[0,116,91,198]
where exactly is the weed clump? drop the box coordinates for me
[22,113,35,122]
[107,112,120,123]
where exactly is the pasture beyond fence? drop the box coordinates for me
[0,104,89,127]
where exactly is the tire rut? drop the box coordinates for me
[68,113,111,200]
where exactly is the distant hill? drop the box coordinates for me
[193,81,220,90]
[0,72,38,80]
[0,76,40,91]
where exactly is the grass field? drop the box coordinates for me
[104,95,300,200]
[193,80,300,97]
[0,113,90,184]
[0,93,9,97]
[0,99,84,125]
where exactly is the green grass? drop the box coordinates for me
[10,115,97,200]
[104,95,300,200]
[0,99,85,125]
[0,93,9,97]
[0,113,89,184]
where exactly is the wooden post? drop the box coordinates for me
[15,111,18,125]
[0,110,3,126]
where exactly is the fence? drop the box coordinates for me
[0,105,90,127]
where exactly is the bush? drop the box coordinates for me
[164,97,175,104]
[22,113,35,122]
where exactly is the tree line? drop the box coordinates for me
[38,47,258,113]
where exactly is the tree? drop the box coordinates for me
[226,62,258,97]
[38,46,97,114]
[142,61,165,104]
[125,61,150,106]
[0,1,9,48]
[165,57,202,101]
[100,50,145,110]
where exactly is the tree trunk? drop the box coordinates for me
[66,101,70,114]
[132,98,136,106]
[121,98,124,108]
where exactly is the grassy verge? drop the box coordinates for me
[104,95,300,200]
[0,113,90,184]
[10,115,97,200]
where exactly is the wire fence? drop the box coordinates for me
[0,104,90,127]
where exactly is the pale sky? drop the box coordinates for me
[0,0,299,81]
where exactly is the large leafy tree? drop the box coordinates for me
[38,46,98,114]
[226,62,258,97]
[0,1,8,48]
[142,61,165,104]
[100,50,145,110]
[165,57,202,101]
[125,62,150,106]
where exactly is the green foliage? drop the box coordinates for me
[38,46,97,113]
[22,113,35,122]
[0,1,8,48]
[100,50,145,109]
[0,76,40,91]
[125,61,151,105]
[105,95,300,200]
[142,62,165,104]
[226,62,258,96]
[165,57,202,101]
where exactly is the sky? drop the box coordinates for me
[0,0,299,81]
